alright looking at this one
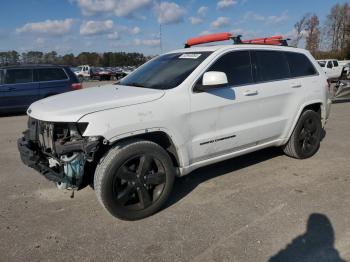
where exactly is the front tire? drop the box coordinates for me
[283,110,322,159]
[94,140,175,220]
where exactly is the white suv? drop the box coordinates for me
[18,38,331,220]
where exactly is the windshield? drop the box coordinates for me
[318,61,326,67]
[119,52,212,90]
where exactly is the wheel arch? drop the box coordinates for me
[108,130,184,171]
[286,101,323,142]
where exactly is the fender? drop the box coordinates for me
[107,127,189,169]
[284,99,324,144]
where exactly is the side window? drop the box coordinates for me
[5,69,33,84]
[333,60,339,67]
[208,51,254,86]
[253,50,290,82]
[285,52,317,77]
[327,61,333,69]
[37,68,68,81]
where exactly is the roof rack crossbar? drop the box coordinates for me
[184,33,289,48]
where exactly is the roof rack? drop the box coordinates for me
[184,32,289,48]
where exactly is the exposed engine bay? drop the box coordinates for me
[18,117,101,189]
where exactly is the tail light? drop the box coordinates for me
[71,83,82,90]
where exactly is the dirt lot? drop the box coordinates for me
[1,93,350,261]
[82,80,116,89]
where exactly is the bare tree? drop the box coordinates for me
[305,14,321,55]
[292,14,310,47]
[325,3,350,51]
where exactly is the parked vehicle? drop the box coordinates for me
[74,65,92,82]
[333,64,350,101]
[338,60,350,67]
[75,65,115,81]
[317,59,343,80]
[18,33,331,220]
[0,65,81,113]
[96,67,113,81]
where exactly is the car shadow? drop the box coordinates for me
[164,147,283,209]
[269,213,347,262]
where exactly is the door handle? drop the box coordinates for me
[291,83,302,88]
[243,90,258,96]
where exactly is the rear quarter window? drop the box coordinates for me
[253,50,290,82]
[37,68,68,82]
[5,69,33,84]
[333,60,339,67]
[285,52,317,77]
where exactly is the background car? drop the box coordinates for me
[0,64,81,113]
[333,63,350,102]
[317,59,343,80]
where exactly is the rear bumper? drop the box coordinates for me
[17,135,65,183]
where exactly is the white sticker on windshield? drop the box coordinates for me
[179,53,201,59]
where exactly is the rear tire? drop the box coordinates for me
[283,110,322,159]
[94,139,175,220]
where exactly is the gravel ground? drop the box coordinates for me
[82,80,116,89]
[0,98,350,261]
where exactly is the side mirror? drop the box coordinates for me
[195,71,228,92]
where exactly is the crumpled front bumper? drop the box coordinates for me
[17,135,65,183]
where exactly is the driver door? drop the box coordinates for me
[188,50,261,163]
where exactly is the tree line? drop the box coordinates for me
[293,3,350,59]
[0,51,149,67]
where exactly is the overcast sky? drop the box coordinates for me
[0,0,346,55]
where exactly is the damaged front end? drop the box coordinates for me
[18,117,101,189]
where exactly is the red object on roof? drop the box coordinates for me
[185,32,233,47]
[242,35,283,45]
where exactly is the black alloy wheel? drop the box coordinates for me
[298,116,320,155]
[94,140,175,220]
[283,110,322,159]
[113,154,166,210]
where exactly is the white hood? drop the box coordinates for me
[28,84,165,122]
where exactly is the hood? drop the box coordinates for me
[28,84,165,122]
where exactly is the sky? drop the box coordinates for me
[0,0,347,55]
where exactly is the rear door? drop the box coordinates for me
[36,67,70,99]
[0,68,39,111]
[283,51,319,132]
